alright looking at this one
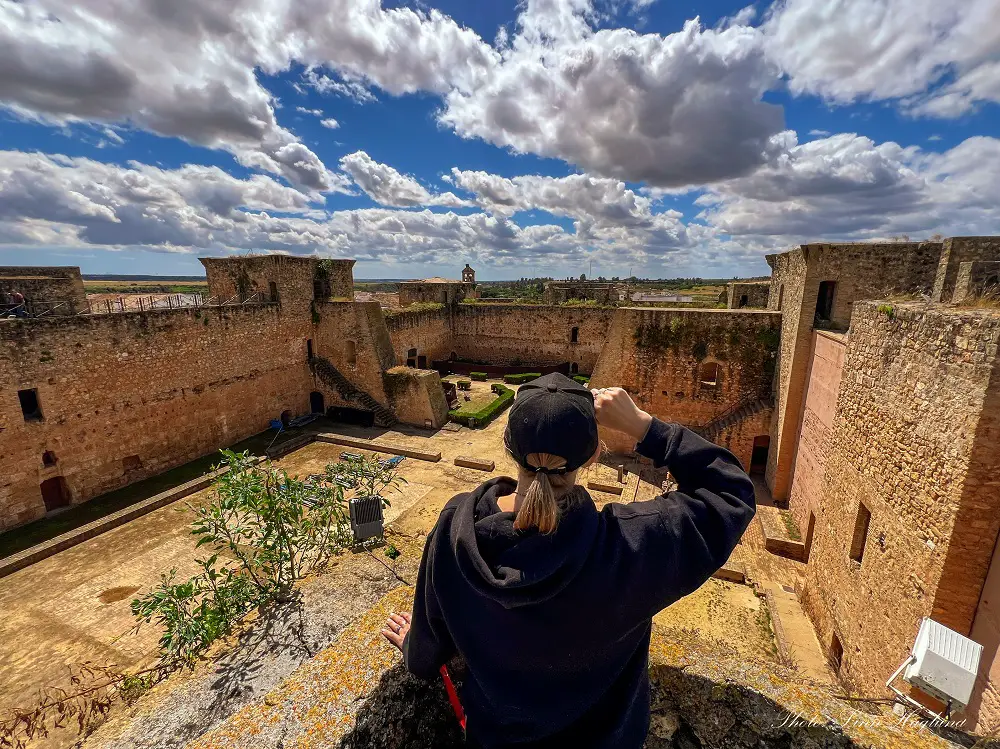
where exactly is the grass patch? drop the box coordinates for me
[779,509,802,541]
[449,383,515,428]
[503,372,542,384]
[384,302,445,317]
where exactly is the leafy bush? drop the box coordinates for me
[470,371,487,381]
[457,379,471,390]
[323,453,406,507]
[449,383,515,428]
[131,449,408,665]
[572,375,590,386]
[503,372,542,385]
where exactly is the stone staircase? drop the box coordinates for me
[310,355,398,427]
[696,397,773,441]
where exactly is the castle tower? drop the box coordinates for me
[462,264,475,284]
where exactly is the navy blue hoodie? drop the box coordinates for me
[402,419,756,748]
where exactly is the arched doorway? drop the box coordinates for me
[739,294,748,308]
[310,391,325,414]
[40,476,70,512]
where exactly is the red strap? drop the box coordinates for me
[439,665,467,730]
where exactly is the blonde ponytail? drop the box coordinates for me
[514,453,574,534]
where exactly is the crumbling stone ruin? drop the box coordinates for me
[3,235,1000,734]
[726,280,770,309]
[398,276,477,307]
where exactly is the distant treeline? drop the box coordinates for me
[83,274,207,282]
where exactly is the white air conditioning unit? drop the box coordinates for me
[902,618,983,708]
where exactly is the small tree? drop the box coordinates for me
[132,450,353,664]
[323,454,406,507]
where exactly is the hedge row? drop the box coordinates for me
[503,372,542,385]
[572,375,590,385]
[449,383,515,428]
[470,371,488,381]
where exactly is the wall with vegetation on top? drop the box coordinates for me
[589,308,781,466]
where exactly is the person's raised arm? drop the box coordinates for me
[592,387,756,617]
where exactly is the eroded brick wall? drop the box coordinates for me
[787,330,847,536]
[588,308,780,461]
[451,305,614,372]
[0,266,87,312]
[932,237,1000,303]
[800,302,1000,699]
[0,306,312,530]
[384,307,452,365]
[313,301,397,410]
[726,282,770,309]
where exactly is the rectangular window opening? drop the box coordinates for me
[849,502,871,563]
[815,280,836,322]
[18,388,43,422]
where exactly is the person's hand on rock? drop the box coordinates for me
[381,611,411,652]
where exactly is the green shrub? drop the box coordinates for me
[503,372,542,385]
[449,383,515,428]
[131,450,405,666]
[470,371,488,381]
[457,379,472,390]
[572,375,590,385]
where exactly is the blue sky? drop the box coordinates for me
[1,0,998,280]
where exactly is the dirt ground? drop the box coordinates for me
[0,379,784,748]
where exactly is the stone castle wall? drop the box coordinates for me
[588,308,780,467]
[312,301,397,410]
[0,305,313,530]
[450,305,614,372]
[726,282,769,309]
[932,237,1000,303]
[800,302,1000,699]
[953,260,1000,302]
[0,266,88,312]
[384,307,453,364]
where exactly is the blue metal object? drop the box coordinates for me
[381,455,405,469]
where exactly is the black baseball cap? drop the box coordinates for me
[504,372,599,474]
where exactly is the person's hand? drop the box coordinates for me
[381,611,411,652]
[592,387,653,442]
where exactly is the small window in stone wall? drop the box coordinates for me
[122,455,143,473]
[699,362,721,387]
[346,340,357,366]
[739,294,748,308]
[307,339,313,359]
[42,450,57,467]
[571,326,579,343]
[18,388,43,422]
[849,502,871,563]
[269,281,279,303]
[777,284,784,311]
